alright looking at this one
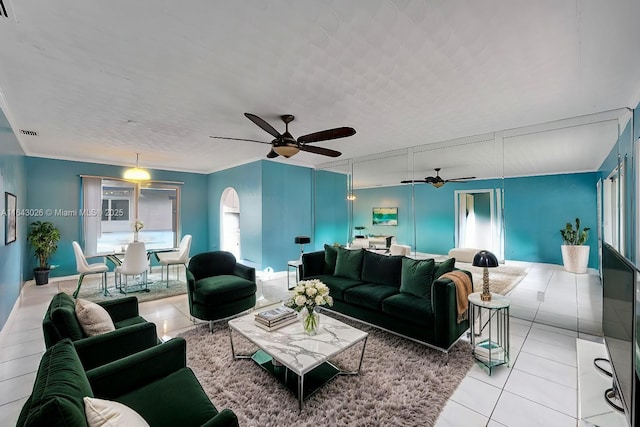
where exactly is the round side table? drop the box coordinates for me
[468,292,510,375]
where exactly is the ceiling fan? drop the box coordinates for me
[210,113,356,159]
[401,168,476,188]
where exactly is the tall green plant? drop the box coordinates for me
[560,218,590,245]
[27,221,61,269]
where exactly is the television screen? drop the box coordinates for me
[372,207,398,226]
[602,243,637,425]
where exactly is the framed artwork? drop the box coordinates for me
[372,207,398,226]
[5,192,16,244]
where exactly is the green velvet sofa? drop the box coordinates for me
[17,337,239,427]
[301,246,472,352]
[42,292,158,370]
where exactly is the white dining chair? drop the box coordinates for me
[115,241,149,294]
[71,241,109,298]
[156,235,192,287]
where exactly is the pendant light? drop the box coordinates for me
[123,153,151,181]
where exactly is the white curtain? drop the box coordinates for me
[82,177,102,256]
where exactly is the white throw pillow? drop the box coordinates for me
[84,397,149,427]
[75,298,116,337]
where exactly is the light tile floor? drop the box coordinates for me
[0,263,623,426]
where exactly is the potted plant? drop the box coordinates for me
[560,218,590,274]
[27,221,61,285]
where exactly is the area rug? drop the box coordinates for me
[179,318,473,426]
[462,264,527,296]
[57,272,187,303]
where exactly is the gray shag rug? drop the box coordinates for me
[179,317,473,426]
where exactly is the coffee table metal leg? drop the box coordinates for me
[298,374,304,410]
[228,328,252,359]
[338,336,368,375]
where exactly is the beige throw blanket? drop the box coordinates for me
[440,271,473,323]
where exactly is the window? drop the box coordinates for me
[81,177,181,255]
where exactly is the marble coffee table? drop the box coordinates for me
[228,310,368,409]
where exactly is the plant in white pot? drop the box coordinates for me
[560,218,590,274]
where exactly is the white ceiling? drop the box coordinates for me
[0,1,638,181]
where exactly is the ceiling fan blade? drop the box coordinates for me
[298,144,342,157]
[244,113,281,138]
[400,179,427,184]
[266,149,279,158]
[447,176,477,182]
[210,136,272,145]
[297,127,356,144]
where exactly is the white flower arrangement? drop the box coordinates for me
[132,219,144,232]
[284,279,333,314]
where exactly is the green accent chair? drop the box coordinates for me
[42,292,158,370]
[186,251,257,329]
[17,338,239,427]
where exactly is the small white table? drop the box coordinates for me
[468,292,510,375]
[228,310,368,409]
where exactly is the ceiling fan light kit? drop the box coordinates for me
[211,113,355,159]
[401,167,475,188]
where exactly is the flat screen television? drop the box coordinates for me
[602,243,638,425]
[372,207,398,226]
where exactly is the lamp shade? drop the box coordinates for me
[294,236,311,245]
[472,250,499,268]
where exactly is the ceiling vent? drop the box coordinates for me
[0,0,8,18]
[19,129,38,136]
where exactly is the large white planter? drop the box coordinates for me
[561,245,590,274]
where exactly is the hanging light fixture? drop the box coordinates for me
[123,153,151,181]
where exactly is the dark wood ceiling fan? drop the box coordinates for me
[401,168,476,188]
[210,113,356,158]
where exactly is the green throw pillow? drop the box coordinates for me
[334,247,364,280]
[324,244,338,274]
[400,258,435,299]
[434,257,456,279]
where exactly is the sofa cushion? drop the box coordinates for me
[434,258,456,279]
[75,299,116,337]
[361,251,402,287]
[307,274,363,302]
[323,244,338,274]
[400,258,435,299]
[382,293,434,326]
[116,368,219,427]
[84,397,149,427]
[334,247,364,280]
[344,284,399,311]
[192,276,256,306]
[17,339,93,427]
[113,316,148,330]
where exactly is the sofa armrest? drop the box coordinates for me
[301,251,325,278]
[98,296,140,322]
[233,263,255,282]
[73,321,158,371]
[87,337,187,399]
[187,268,196,291]
[431,272,472,348]
[199,409,240,427]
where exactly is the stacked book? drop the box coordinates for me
[254,306,297,331]
[474,340,505,364]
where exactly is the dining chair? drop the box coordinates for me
[71,241,109,298]
[157,234,192,287]
[115,241,149,294]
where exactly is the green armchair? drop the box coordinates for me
[186,251,257,326]
[17,337,239,427]
[42,292,158,370]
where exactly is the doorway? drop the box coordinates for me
[220,187,241,260]
[454,189,504,260]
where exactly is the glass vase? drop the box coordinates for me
[301,308,320,335]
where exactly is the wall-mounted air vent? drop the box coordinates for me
[19,129,38,136]
[0,0,8,18]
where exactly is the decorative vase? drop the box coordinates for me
[301,308,320,335]
[561,245,589,274]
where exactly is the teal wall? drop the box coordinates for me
[503,173,598,267]
[24,157,209,278]
[313,170,349,250]
[0,110,27,329]
[353,185,413,247]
